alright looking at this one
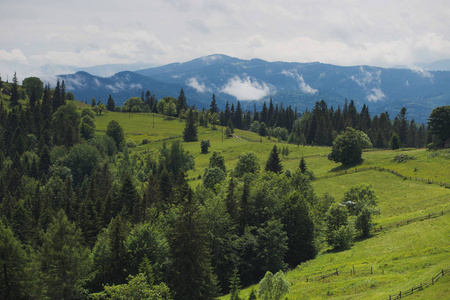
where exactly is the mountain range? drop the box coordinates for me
[58,54,450,123]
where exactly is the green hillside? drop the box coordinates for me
[93,110,450,299]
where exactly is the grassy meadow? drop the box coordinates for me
[92,110,450,299]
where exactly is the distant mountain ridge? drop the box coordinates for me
[59,54,450,123]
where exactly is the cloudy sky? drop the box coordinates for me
[1,0,449,81]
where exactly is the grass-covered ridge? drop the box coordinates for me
[92,111,449,299]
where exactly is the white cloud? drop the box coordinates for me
[350,67,381,88]
[281,70,318,95]
[0,49,28,64]
[366,88,385,102]
[410,66,434,79]
[221,76,273,101]
[186,77,210,93]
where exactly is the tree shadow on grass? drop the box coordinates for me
[329,160,364,174]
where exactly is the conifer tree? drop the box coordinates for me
[299,155,307,174]
[52,79,61,112]
[282,191,316,267]
[177,88,187,115]
[38,145,51,179]
[91,215,129,291]
[9,72,20,107]
[106,94,115,111]
[118,173,139,218]
[183,108,198,142]
[229,268,242,300]
[210,93,218,114]
[0,221,33,299]
[238,179,250,234]
[144,174,163,212]
[225,178,238,222]
[169,189,218,299]
[265,145,283,173]
[11,199,34,244]
[38,210,92,299]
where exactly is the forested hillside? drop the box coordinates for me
[0,74,449,299]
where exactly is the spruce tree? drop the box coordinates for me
[229,268,242,300]
[106,94,115,111]
[38,210,92,299]
[183,108,198,142]
[299,155,307,174]
[118,173,139,218]
[9,72,20,107]
[265,145,283,173]
[177,88,187,115]
[169,189,218,299]
[225,178,238,222]
[0,221,33,299]
[210,93,218,114]
[282,191,316,267]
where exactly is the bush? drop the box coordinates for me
[200,140,211,154]
[391,154,416,163]
[142,139,149,145]
[126,140,136,148]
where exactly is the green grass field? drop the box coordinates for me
[92,111,450,299]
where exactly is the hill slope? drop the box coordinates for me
[91,111,450,299]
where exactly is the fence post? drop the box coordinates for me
[371,266,373,274]
[336,269,339,276]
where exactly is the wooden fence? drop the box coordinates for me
[317,166,450,189]
[373,209,449,233]
[303,265,375,283]
[387,267,450,299]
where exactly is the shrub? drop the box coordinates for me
[391,154,416,163]
[200,140,211,154]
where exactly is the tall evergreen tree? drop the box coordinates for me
[183,108,198,142]
[169,189,218,299]
[210,93,218,114]
[225,178,238,222]
[106,94,115,111]
[9,72,20,107]
[38,210,92,299]
[0,221,33,299]
[177,88,188,115]
[234,101,243,129]
[299,155,307,174]
[282,191,316,267]
[265,145,283,173]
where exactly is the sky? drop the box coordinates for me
[1,0,449,81]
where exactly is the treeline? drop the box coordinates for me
[103,88,429,149]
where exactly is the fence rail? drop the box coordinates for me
[317,166,450,189]
[387,267,450,299]
[374,209,449,233]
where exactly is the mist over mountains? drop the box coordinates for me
[58,54,450,123]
